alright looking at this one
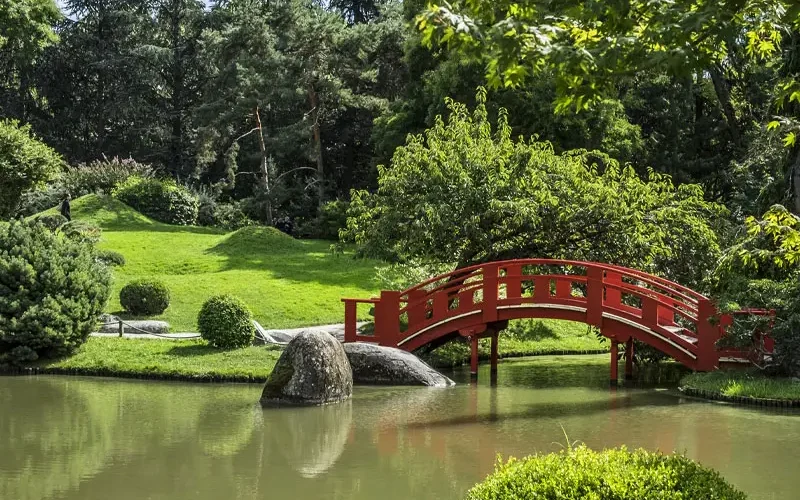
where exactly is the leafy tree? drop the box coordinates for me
[713,205,800,375]
[0,0,60,119]
[345,91,724,288]
[0,119,63,218]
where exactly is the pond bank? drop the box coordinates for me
[680,370,800,407]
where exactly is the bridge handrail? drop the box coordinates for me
[398,259,706,306]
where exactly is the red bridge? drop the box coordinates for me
[343,259,773,382]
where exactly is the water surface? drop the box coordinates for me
[1,355,798,500]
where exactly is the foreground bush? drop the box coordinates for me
[0,119,64,219]
[198,295,255,349]
[33,213,68,231]
[0,221,111,365]
[96,249,126,267]
[120,280,170,315]
[113,176,199,225]
[467,445,746,500]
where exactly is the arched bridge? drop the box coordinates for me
[342,259,773,382]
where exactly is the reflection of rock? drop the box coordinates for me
[260,330,352,406]
[344,343,455,387]
[270,401,353,478]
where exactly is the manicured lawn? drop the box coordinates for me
[423,319,607,367]
[41,195,380,331]
[37,337,282,382]
[681,370,800,400]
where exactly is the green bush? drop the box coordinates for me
[17,184,65,217]
[97,249,126,267]
[33,213,68,231]
[0,220,111,365]
[214,202,253,230]
[119,280,170,316]
[113,176,199,225]
[0,119,64,219]
[59,220,102,244]
[198,294,255,349]
[466,445,746,500]
[298,200,350,239]
[62,157,154,196]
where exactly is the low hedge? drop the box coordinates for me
[467,445,746,500]
[120,280,170,316]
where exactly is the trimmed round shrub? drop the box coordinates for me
[33,213,68,231]
[119,280,170,316]
[466,445,746,500]
[0,220,112,365]
[97,249,126,267]
[198,294,255,349]
[113,176,199,225]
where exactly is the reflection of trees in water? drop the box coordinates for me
[269,401,353,478]
[0,377,263,500]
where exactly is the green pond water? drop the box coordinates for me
[1,355,798,500]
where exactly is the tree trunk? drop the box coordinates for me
[308,84,324,206]
[254,106,273,226]
[709,64,740,142]
[791,148,800,215]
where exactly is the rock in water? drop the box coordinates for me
[260,330,353,406]
[343,343,455,387]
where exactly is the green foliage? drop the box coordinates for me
[0,119,63,218]
[346,91,724,287]
[59,220,101,245]
[299,199,350,240]
[62,157,154,197]
[113,176,199,225]
[96,249,126,267]
[0,220,111,365]
[33,213,67,231]
[119,280,170,316]
[682,370,800,401]
[712,206,800,375]
[198,294,255,350]
[467,445,746,500]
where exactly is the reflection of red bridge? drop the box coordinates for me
[343,259,773,381]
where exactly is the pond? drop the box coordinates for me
[1,355,798,500]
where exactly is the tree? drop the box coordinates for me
[0,0,61,120]
[345,91,724,288]
[0,119,63,218]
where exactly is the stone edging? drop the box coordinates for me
[1,366,266,384]
[679,386,800,408]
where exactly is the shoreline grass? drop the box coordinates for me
[26,337,282,382]
[681,370,800,401]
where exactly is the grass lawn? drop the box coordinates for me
[40,195,380,331]
[681,370,800,400]
[35,337,282,382]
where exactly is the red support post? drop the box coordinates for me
[407,289,426,331]
[696,298,720,371]
[605,271,622,309]
[625,338,634,380]
[610,342,619,386]
[483,264,498,323]
[344,300,357,342]
[490,333,499,374]
[586,266,604,327]
[470,335,479,380]
[375,291,402,348]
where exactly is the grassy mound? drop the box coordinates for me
[34,194,378,331]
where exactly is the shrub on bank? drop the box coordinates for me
[62,157,154,196]
[198,295,255,349]
[467,445,746,500]
[0,220,111,365]
[120,280,170,315]
[113,176,199,225]
[34,213,68,231]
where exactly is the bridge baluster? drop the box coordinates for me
[482,264,499,323]
[407,289,427,332]
[534,276,550,302]
[604,271,622,309]
[695,298,721,371]
[555,278,571,299]
[504,264,522,299]
[641,296,658,325]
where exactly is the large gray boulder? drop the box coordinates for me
[343,342,455,387]
[260,330,353,407]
